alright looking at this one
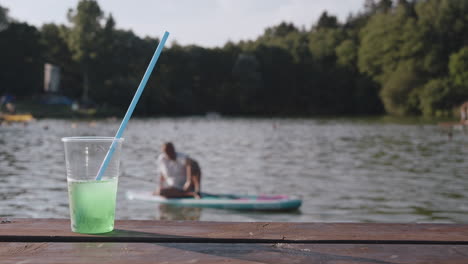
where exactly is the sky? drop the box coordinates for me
[1,0,364,47]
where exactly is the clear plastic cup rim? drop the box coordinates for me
[61,137,125,143]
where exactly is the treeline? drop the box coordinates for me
[0,0,467,116]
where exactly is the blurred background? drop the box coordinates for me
[0,0,467,222]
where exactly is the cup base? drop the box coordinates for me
[71,224,114,234]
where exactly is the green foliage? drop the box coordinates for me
[358,7,421,83]
[40,24,81,98]
[0,0,466,117]
[419,78,455,117]
[308,28,343,62]
[364,0,393,15]
[66,0,103,63]
[41,24,71,65]
[415,0,468,76]
[379,62,422,116]
[66,0,104,100]
[314,11,339,30]
[359,0,468,116]
[262,22,299,40]
[449,46,468,88]
[0,22,43,96]
[376,0,393,13]
[336,39,357,67]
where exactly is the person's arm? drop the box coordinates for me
[190,162,201,193]
[154,173,165,195]
[183,160,201,199]
[159,173,165,190]
[192,170,200,194]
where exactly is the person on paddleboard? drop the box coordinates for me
[460,101,468,125]
[154,142,201,199]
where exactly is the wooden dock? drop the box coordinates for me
[1,218,468,263]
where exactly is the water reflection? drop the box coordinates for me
[157,204,202,221]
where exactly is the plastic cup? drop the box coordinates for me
[62,137,124,234]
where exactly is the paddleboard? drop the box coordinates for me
[126,191,302,211]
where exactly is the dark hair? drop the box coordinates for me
[163,142,176,160]
[187,158,201,175]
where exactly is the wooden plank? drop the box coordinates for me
[1,219,468,243]
[0,242,467,264]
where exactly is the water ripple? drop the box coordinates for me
[0,118,467,222]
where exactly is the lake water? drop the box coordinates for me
[0,118,467,223]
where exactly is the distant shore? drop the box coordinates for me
[15,100,123,119]
[6,100,459,126]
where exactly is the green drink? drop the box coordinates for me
[68,178,118,234]
[62,137,124,234]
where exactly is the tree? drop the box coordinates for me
[419,78,455,117]
[363,0,392,14]
[229,53,263,113]
[3,0,468,117]
[415,0,468,76]
[449,46,468,89]
[262,22,299,40]
[41,23,81,98]
[364,0,377,14]
[0,5,9,31]
[41,24,72,65]
[314,11,339,30]
[376,0,393,13]
[336,39,357,67]
[358,7,422,83]
[396,0,416,17]
[379,62,422,115]
[66,0,104,101]
[308,28,344,62]
[0,23,43,96]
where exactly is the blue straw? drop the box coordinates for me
[95,31,170,180]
